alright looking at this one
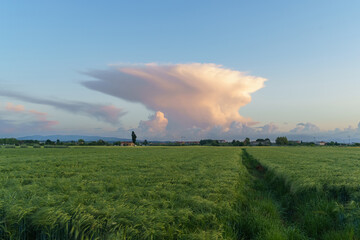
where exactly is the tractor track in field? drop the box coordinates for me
[238,148,308,239]
[240,148,358,240]
[239,148,310,240]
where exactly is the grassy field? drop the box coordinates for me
[0,146,247,239]
[246,147,360,193]
[1,146,360,239]
[245,147,360,239]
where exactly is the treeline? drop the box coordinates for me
[199,138,271,146]
[0,138,111,146]
[275,137,357,146]
[2,137,358,147]
[0,138,142,147]
[0,138,40,145]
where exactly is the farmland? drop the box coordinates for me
[1,146,360,239]
[0,147,247,239]
[245,147,360,239]
[246,147,360,193]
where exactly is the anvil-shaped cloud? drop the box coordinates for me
[83,63,266,130]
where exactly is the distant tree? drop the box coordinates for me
[244,138,250,146]
[56,139,61,145]
[131,131,137,144]
[264,138,271,146]
[275,136,288,145]
[200,139,210,145]
[231,140,244,146]
[88,141,97,146]
[0,138,19,145]
[200,139,219,146]
[97,139,106,145]
[78,139,85,145]
[143,139,148,146]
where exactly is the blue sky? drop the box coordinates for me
[1,1,360,141]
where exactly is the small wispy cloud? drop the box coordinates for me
[0,102,59,135]
[0,90,125,125]
[6,103,25,112]
[290,122,320,134]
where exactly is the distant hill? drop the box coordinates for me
[17,135,132,142]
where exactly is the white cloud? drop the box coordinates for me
[138,111,168,135]
[83,63,267,130]
[290,122,320,134]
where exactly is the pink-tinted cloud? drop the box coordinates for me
[28,109,59,128]
[83,63,266,130]
[6,103,25,112]
[0,91,125,125]
[1,103,59,134]
[28,109,46,116]
[90,105,124,125]
[138,111,168,134]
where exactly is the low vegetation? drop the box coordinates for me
[1,146,360,239]
[0,147,245,239]
[246,147,360,239]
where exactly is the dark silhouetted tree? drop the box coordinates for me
[131,131,137,144]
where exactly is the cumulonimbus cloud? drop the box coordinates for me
[0,90,125,124]
[83,63,267,130]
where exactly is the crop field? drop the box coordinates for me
[0,147,248,240]
[245,146,360,239]
[1,146,360,240]
[246,147,360,194]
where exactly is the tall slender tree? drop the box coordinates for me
[131,131,137,144]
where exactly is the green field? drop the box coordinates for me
[245,147,360,239]
[1,146,360,239]
[0,147,247,239]
[246,147,360,193]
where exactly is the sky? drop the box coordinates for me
[1,1,360,141]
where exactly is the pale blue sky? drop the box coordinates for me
[1,1,360,140]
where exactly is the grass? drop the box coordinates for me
[245,146,360,239]
[246,147,360,193]
[0,146,245,239]
[238,149,307,240]
[2,146,360,239]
